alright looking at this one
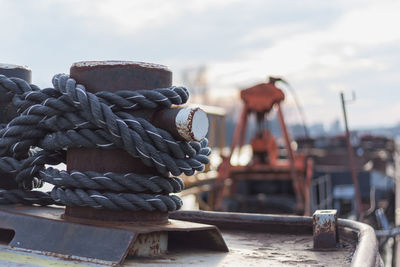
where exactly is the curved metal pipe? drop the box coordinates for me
[339,219,381,267]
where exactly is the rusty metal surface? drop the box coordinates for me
[277,102,303,211]
[0,247,102,266]
[67,60,172,178]
[170,210,381,267]
[70,61,172,92]
[66,60,208,224]
[0,207,382,266]
[129,232,168,257]
[170,210,313,233]
[0,229,355,267]
[125,230,354,267]
[313,210,338,249]
[0,205,227,265]
[0,205,135,264]
[64,206,168,223]
[240,82,285,113]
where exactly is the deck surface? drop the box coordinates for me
[0,229,354,266]
[126,230,354,267]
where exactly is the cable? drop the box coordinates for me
[269,76,309,138]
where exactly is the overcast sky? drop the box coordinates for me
[1,0,399,129]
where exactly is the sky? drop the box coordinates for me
[1,0,400,129]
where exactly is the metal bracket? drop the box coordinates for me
[0,205,228,265]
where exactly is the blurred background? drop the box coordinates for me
[1,0,399,137]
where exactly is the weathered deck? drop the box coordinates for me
[126,230,354,267]
[0,208,379,266]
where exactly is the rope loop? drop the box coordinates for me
[0,74,209,212]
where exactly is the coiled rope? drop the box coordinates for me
[0,74,210,212]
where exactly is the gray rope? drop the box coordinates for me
[0,189,55,206]
[41,168,184,194]
[51,188,182,212]
[0,74,209,212]
[0,150,65,189]
[9,77,189,114]
[0,74,209,176]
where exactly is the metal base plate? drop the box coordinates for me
[0,205,228,265]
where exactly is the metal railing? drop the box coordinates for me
[311,174,333,212]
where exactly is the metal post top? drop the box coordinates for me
[0,63,31,71]
[70,60,172,92]
[0,63,32,83]
[71,60,171,71]
[313,210,337,216]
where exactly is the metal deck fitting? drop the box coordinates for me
[0,205,228,265]
[313,209,338,249]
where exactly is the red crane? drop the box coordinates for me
[216,77,313,215]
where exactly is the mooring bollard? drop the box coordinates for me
[64,60,209,256]
[0,60,227,262]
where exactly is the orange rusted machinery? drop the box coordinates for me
[216,77,313,215]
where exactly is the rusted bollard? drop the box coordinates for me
[65,61,208,221]
[65,61,172,223]
[0,64,32,190]
[64,61,208,256]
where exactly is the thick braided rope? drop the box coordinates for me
[0,74,210,176]
[0,150,65,189]
[41,168,185,194]
[51,188,183,212]
[0,189,54,206]
[0,74,209,211]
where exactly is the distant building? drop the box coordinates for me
[309,123,325,137]
[329,119,342,135]
[290,123,308,139]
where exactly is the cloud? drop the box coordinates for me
[57,0,239,35]
[200,0,400,128]
[0,0,399,129]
